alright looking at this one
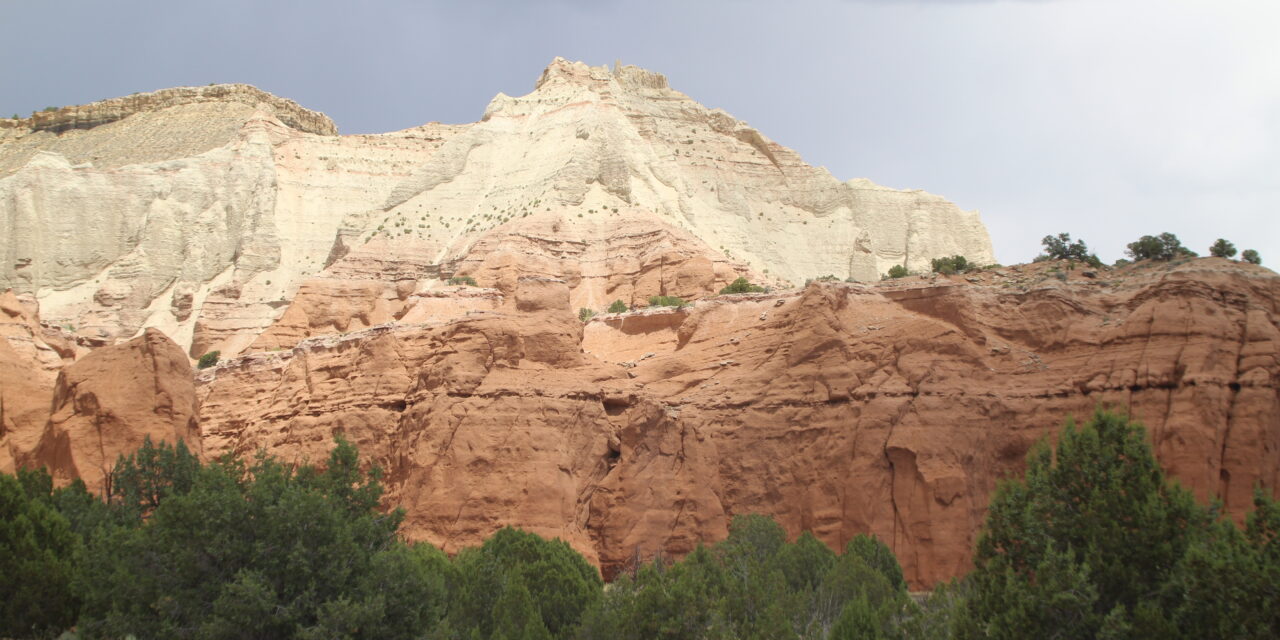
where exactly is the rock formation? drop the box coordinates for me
[193,259,1280,587]
[3,60,1275,590]
[32,328,202,493]
[1,59,992,359]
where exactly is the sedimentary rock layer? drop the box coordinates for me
[1,59,992,358]
[191,259,1279,588]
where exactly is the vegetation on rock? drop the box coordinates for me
[196,350,220,369]
[720,277,767,294]
[647,295,688,309]
[607,300,628,314]
[1126,232,1196,261]
[1209,238,1237,259]
[1035,233,1103,268]
[883,264,910,280]
[1242,249,1262,265]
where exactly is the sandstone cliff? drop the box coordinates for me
[191,259,1280,587]
[1,59,992,359]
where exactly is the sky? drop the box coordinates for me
[2,0,1276,266]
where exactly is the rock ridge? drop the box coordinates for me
[1,83,337,136]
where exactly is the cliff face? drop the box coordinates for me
[1,59,991,359]
[189,259,1280,588]
[4,61,1274,591]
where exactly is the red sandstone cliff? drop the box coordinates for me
[185,258,1279,588]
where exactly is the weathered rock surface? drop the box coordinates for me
[0,290,81,473]
[195,258,1279,588]
[2,59,991,359]
[32,328,202,493]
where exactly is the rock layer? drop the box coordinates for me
[33,328,202,493]
[195,258,1280,587]
[2,59,992,359]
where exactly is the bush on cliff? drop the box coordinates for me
[607,299,628,313]
[1036,232,1103,268]
[196,350,220,369]
[1242,249,1263,265]
[1125,232,1196,262]
[883,264,909,280]
[719,277,766,295]
[647,295,687,309]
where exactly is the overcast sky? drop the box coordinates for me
[2,0,1276,266]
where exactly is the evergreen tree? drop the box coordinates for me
[0,469,81,638]
[960,410,1209,637]
[1209,238,1238,258]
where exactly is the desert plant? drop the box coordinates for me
[447,275,478,287]
[1242,249,1262,265]
[884,265,909,280]
[578,308,596,323]
[196,351,220,369]
[647,295,687,309]
[607,300,628,314]
[1126,232,1196,261]
[930,255,971,275]
[1209,238,1237,259]
[719,277,766,295]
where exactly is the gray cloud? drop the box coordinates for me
[1,0,1275,266]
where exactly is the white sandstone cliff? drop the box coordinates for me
[0,59,994,358]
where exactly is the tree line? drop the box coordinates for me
[3,409,1278,639]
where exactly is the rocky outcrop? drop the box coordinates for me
[195,258,1279,588]
[0,290,80,473]
[1,83,336,140]
[32,329,201,493]
[2,59,990,359]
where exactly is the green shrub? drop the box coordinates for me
[647,295,688,308]
[1209,238,1237,259]
[578,308,596,323]
[196,350,220,369]
[1242,249,1262,265]
[1035,234,1103,269]
[447,275,478,286]
[607,300,628,314]
[930,255,971,275]
[1126,232,1197,261]
[719,277,766,294]
[884,264,910,280]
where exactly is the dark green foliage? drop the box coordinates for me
[446,526,600,640]
[578,307,596,323]
[1209,238,1237,258]
[1037,232,1102,268]
[958,409,1280,638]
[647,295,687,308]
[448,275,479,286]
[930,255,971,275]
[720,277,766,294]
[73,436,443,640]
[607,299,628,313]
[884,264,909,280]
[1242,248,1262,265]
[196,350,220,369]
[1125,232,1196,261]
[0,469,81,638]
[844,534,906,593]
[579,514,911,640]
